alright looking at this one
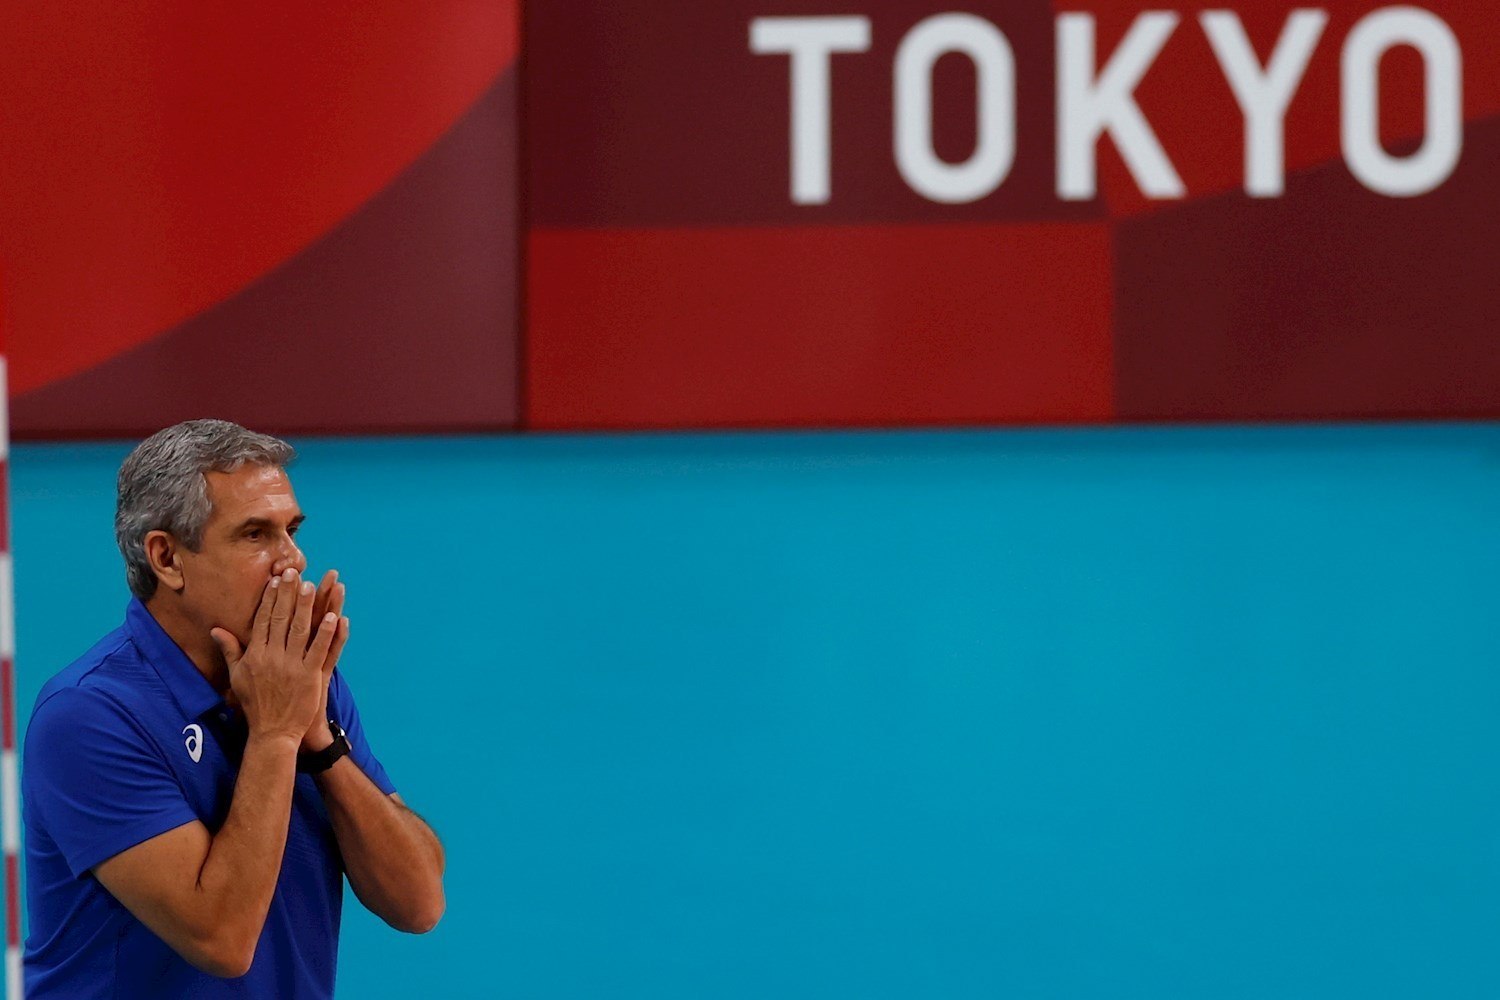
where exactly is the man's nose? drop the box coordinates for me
[272,537,308,577]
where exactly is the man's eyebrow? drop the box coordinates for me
[232,514,307,532]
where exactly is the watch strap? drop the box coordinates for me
[297,720,350,774]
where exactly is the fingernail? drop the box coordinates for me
[324,612,337,624]
[270,577,280,589]
[301,581,313,595]
[282,568,295,581]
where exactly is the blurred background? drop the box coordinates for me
[3,2,1500,997]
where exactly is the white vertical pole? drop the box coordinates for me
[0,353,21,998]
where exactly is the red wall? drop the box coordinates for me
[3,2,1496,437]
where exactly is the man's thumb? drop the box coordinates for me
[210,627,242,665]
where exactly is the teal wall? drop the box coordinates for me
[13,425,1500,998]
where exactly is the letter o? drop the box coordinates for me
[1341,8,1462,197]
[894,14,1017,204]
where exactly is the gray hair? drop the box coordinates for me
[116,419,296,600]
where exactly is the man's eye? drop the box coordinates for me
[246,529,263,540]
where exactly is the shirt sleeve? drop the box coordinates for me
[24,688,198,878]
[326,670,397,795]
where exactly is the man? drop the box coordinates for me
[21,419,445,998]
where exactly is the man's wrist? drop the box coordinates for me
[246,731,303,757]
[302,721,336,753]
[297,721,351,774]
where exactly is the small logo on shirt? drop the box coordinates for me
[183,724,203,763]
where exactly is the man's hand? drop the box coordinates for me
[302,570,350,751]
[210,568,337,744]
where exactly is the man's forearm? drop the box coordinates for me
[315,757,446,933]
[193,733,301,971]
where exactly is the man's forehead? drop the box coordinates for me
[204,465,300,519]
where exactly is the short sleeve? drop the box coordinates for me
[326,671,397,795]
[24,689,198,877]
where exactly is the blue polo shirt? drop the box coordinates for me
[22,599,396,998]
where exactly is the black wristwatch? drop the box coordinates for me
[297,720,350,774]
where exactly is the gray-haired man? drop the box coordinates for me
[23,418,444,998]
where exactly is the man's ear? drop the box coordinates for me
[143,530,185,593]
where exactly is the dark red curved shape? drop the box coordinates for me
[12,68,518,440]
[0,1,518,396]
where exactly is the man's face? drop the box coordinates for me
[178,463,307,643]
